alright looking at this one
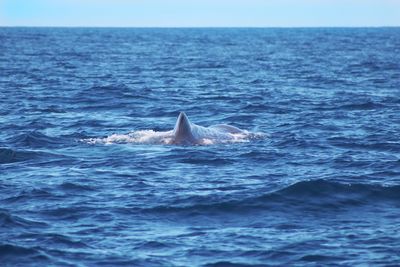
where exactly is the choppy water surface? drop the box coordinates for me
[1,28,400,266]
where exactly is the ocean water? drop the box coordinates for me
[1,27,400,266]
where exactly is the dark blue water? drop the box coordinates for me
[1,27,400,266]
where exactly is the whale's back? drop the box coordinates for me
[83,112,262,145]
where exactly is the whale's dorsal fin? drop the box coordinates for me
[173,112,195,143]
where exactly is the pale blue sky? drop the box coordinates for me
[1,0,399,27]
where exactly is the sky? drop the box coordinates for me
[0,0,399,27]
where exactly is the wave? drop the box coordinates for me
[0,210,48,228]
[7,131,64,148]
[0,147,70,165]
[0,244,50,265]
[0,148,16,163]
[313,101,386,111]
[276,179,400,201]
[145,180,400,214]
[18,232,92,249]
[328,137,400,152]
[339,101,385,111]
[0,244,40,257]
[0,148,43,164]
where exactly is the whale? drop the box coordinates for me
[84,112,261,145]
[170,112,246,145]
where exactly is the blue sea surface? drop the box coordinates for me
[1,27,400,266]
